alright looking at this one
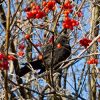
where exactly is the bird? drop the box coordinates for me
[18,35,71,77]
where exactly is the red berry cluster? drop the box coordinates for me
[25,3,46,19]
[43,0,56,13]
[62,0,73,16]
[63,17,79,30]
[63,1,73,9]
[87,57,98,64]
[79,37,92,48]
[62,1,79,30]
[0,53,15,70]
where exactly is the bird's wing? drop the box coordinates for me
[42,43,71,67]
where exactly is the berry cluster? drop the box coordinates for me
[43,0,56,13]
[87,57,98,64]
[0,53,15,70]
[63,17,79,30]
[63,1,73,16]
[62,1,79,30]
[25,0,57,19]
[24,0,80,30]
[25,3,46,19]
[79,37,92,48]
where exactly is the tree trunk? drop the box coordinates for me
[89,1,100,100]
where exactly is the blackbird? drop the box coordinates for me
[18,35,71,77]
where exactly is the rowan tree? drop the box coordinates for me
[0,0,100,100]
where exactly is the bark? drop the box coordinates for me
[89,1,100,100]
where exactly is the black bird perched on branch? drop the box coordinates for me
[18,35,71,77]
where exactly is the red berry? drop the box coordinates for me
[17,51,24,57]
[8,55,16,61]
[19,44,25,50]
[87,60,91,64]
[64,9,72,16]
[27,11,34,19]
[38,54,43,60]
[25,34,30,39]
[30,2,36,8]
[75,21,79,26]
[57,43,62,49]
[37,10,45,19]
[44,8,49,13]
[77,11,83,17]
[35,5,40,10]
[42,1,47,6]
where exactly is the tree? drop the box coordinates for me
[0,0,100,100]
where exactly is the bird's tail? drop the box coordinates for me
[18,60,45,77]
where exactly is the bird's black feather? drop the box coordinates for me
[18,35,71,77]
[19,60,45,77]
